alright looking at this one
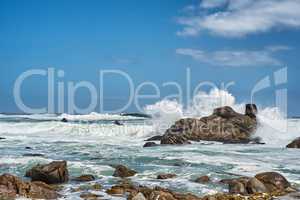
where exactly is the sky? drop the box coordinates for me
[0,0,300,116]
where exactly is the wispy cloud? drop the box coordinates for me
[177,0,300,37]
[176,46,290,67]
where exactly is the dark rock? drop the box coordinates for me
[25,160,69,184]
[161,133,190,145]
[25,146,32,149]
[195,175,210,183]
[0,137,6,140]
[143,142,158,148]
[161,105,257,145]
[245,104,257,118]
[73,174,95,182]
[255,172,291,192]
[157,173,177,179]
[145,135,163,141]
[0,173,58,199]
[61,118,68,122]
[121,113,151,118]
[286,138,300,148]
[23,153,45,157]
[113,165,137,178]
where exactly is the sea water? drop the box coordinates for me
[0,89,299,199]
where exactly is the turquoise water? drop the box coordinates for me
[0,114,299,199]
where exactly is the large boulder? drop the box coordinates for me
[255,172,291,192]
[25,160,69,184]
[161,105,257,145]
[286,138,300,148]
[0,173,58,199]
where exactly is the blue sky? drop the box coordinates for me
[0,0,300,116]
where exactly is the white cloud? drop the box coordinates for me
[176,46,289,67]
[177,0,300,37]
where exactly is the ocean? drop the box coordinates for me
[0,90,299,199]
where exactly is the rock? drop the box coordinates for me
[286,138,300,148]
[161,133,191,145]
[132,192,147,200]
[0,137,6,140]
[157,173,177,179]
[145,135,163,141]
[0,173,58,199]
[113,165,137,178]
[143,142,158,148]
[161,105,257,145]
[61,118,68,122]
[106,185,126,196]
[25,146,32,149]
[246,177,268,194]
[80,192,103,200]
[228,180,248,195]
[245,104,257,118]
[255,172,291,192]
[25,160,69,184]
[195,176,210,183]
[23,153,45,157]
[73,174,95,182]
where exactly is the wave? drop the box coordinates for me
[144,88,300,146]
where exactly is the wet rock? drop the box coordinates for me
[157,173,177,179]
[106,185,126,196]
[23,153,45,157]
[25,160,69,184]
[161,133,190,145]
[246,177,268,194]
[113,165,137,178]
[195,176,210,183]
[0,137,6,140]
[143,142,158,148]
[25,146,32,149]
[161,105,257,145]
[286,138,300,148]
[0,173,58,199]
[228,180,248,195]
[80,192,103,200]
[61,118,68,122]
[73,174,95,182]
[255,172,291,192]
[145,135,163,141]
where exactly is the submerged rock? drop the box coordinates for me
[0,173,58,199]
[161,105,257,145]
[23,153,45,157]
[25,160,69,184]
[73,174,95,182]
[157,173,177,179]
[286,137,300,148]
[0,137,6,140]
[143,142,158,148]
[195,175,210,183]
[113,165,137,178]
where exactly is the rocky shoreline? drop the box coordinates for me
[1,161,298,199]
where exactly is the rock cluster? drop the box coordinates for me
[220,172,294,195]
[160,104,258,145]
[0,173,58,199]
